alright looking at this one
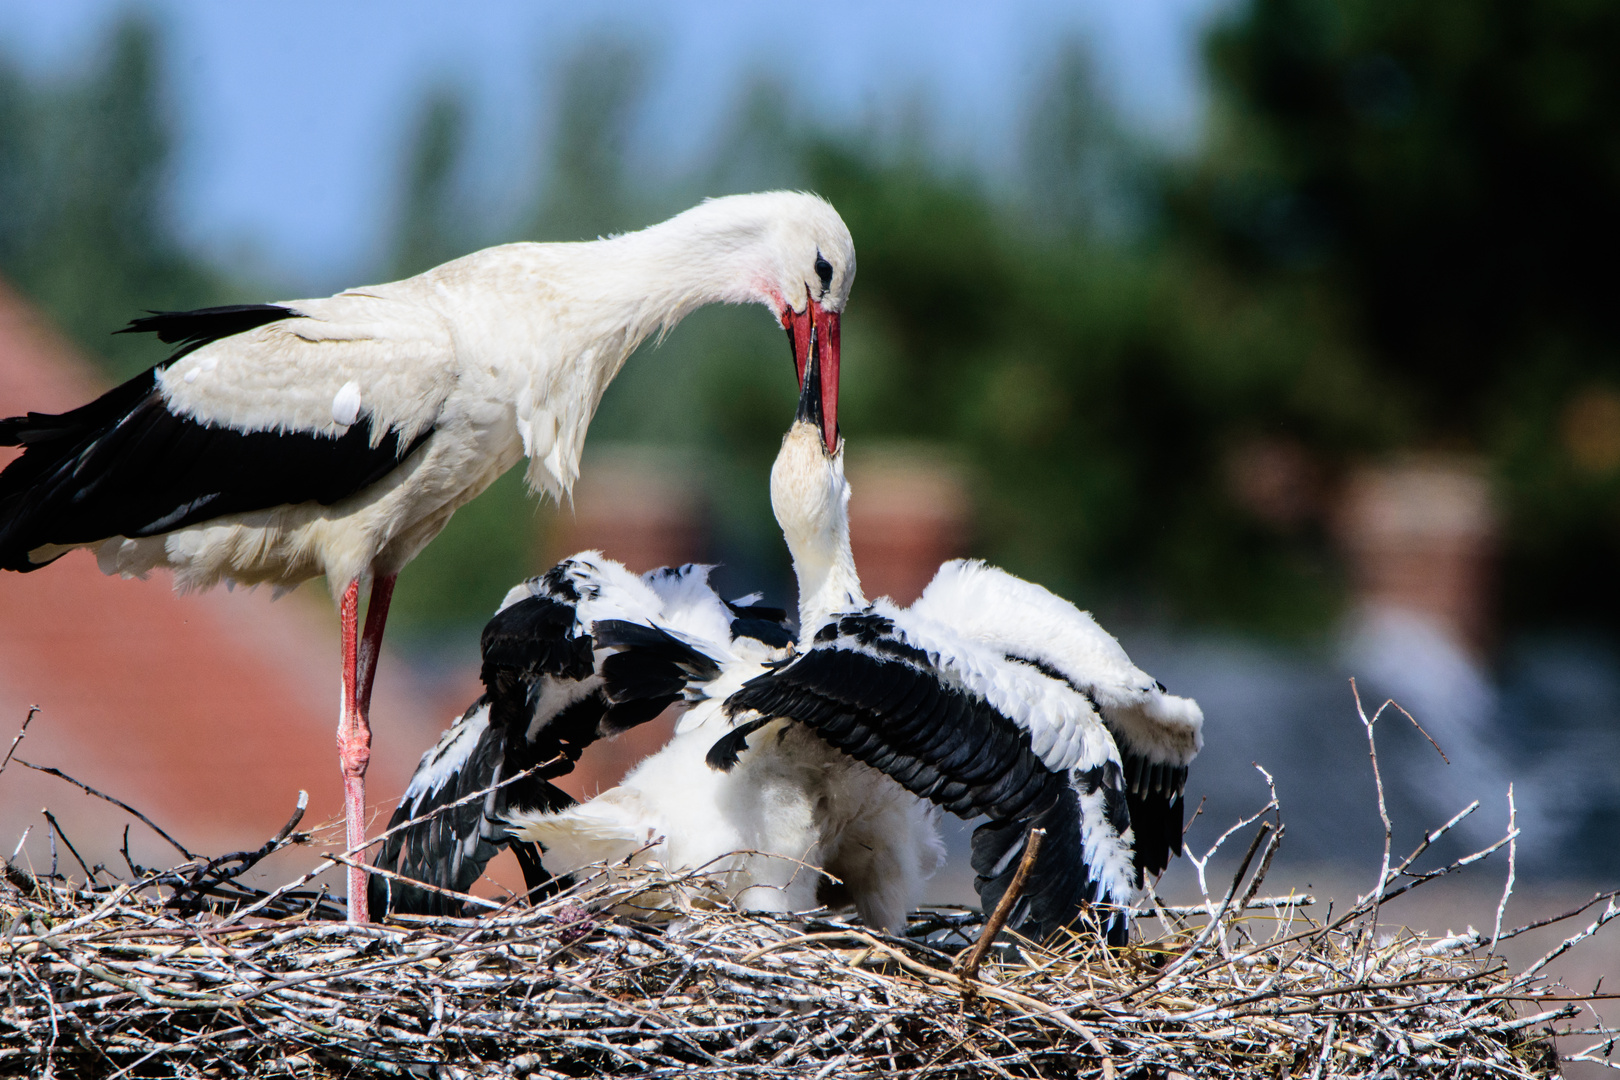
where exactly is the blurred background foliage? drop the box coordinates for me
[1,1,1617,646]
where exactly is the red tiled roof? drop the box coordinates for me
[0,283,446,879]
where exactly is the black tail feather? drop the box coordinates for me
[116,304,301,361]
[706,716,773,771]
[0,298,424,573]
[369,701,577,919]
[595,618,721,708]
[971,787,1129,948]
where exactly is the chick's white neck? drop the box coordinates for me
[771,423,866,644]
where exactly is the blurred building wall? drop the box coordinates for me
[1333,456,1527,849]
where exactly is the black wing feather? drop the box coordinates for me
[1122,753,1189,882]
[0,302,433,571]
[725,647,1064,823]
[726,615,1147,943]
[729,616,793,649]
[970,786,1128,947]
[706,716,774,771]
[369,697,574,918]
[115,304,303,358]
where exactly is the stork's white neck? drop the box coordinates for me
[576,201,784,348]
[417,197,798,502]
[771,423,866,644]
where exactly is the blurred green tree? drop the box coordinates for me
[529,36,651,242]
[0,16,232,380]
[1181,0,1620,631]
[389,86,471,280]
[21,12,1620,643]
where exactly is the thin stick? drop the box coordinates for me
[955,827,1045,983]
[1385,698,1450,764]
[1120,820,1273,1004]
[324,852,502,913]
[40,810,93,882]
[217,758,559,928]
[1351,679,1393,974]
[1490,784,1517,954]
[166,791,310,914]
[1237,824,1284,914]
[1496,888,1620,942]
[17,760,193,860]
[0,706,38,779]
[1152,895,1314,917]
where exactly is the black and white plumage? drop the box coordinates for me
[0,192,856,922]
[725,566,1202,944]
[908,561,1203,892]
[380,344,1199,940]
[711,352,1203,944]
[370,555,798,917]
[506,625,945,930]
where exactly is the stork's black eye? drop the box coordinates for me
[814,253,833,291]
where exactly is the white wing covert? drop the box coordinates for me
[914,559,1204,881]
[156,292,457,446]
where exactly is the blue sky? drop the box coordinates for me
[0,0,1231,290]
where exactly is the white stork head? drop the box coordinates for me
[770,335,864,638]
[665,192,854,457]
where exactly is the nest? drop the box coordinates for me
[1,696,1617,1078]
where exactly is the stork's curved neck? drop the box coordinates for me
[582,200,785,347]
[419,200,788,503]
[771,423,866,645]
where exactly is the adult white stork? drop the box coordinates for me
[711,347,1205,944]
[0,191,855,922]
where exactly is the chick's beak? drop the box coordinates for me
[796,318,826,442]
[784,297,840,455]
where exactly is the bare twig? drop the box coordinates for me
[17,760,193,860]
[1350,678,1394,969]
[40,810,93,882]
[218,757,559,927]
[0,705,1604,1079]
[165,790,311,915]
[0,706,38,779]
[1491,784,1519,954]
[1385,697,1451,764]
[954,827,1045,983]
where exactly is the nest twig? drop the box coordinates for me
[0,699,1614,1078]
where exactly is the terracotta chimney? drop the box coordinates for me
[847,443,971,606]
[1336,456,1497,655]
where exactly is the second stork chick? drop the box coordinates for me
[717,344,1205,945]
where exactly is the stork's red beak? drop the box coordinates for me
[784,297,840,455]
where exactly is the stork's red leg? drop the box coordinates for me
[336,578,370,923]
[356,573,396,720]
[336,573,397,923]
